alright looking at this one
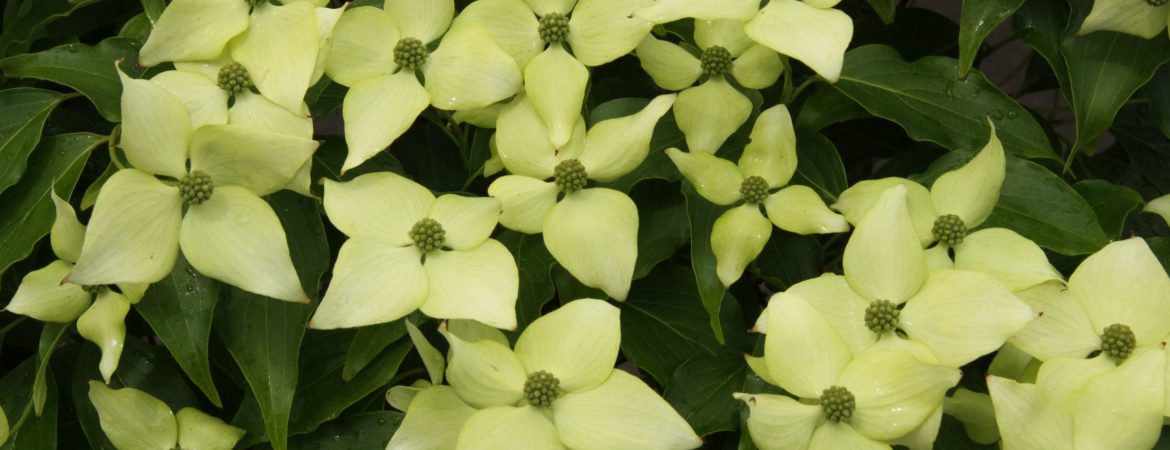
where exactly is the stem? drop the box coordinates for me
[787,76,822,104]
[107,125,126,170]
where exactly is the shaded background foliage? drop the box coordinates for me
[1,0,1170,448]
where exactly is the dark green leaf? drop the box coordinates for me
[1074,180,1145,239]
[1146,65,1170,139]
[682,182,730,344]
[834,45,1057,160]
[1116,126,1170,193]
[0,0,105,56]
[619,263,745,385]
[217,192,328,450]
[791,128,848,201]
[958,0,1025,77]
[794,84,867,131]
[982,156,1109,255]
[80,160,115,210]
[865,0,896,24]
[496,231,556,330]
[664,353,747,436]
[342,321,407,381]
[0,88,73,194]
[135,254,222,407]
[289,336,411,435]
[108,339,201,410]
[139,0,163,23]
[0,359,57,450]
[0,39,144,122]
[631,180,689,279]
[70,347,115,450]
[32,323,67,417]
[0,133,104,284]
[752,230,823,290]
[117,13,152,42]
[287,412,403,450]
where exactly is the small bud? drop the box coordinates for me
[408,218,446,253]
[394,38,429,71]
[554,159,588,193]
[864,299,899,334]
[700,46,733,76]
[1101,323,1136,363]
[820,385,855,423]
[932,214,968,246]
[739,176,769,204]
[217,62,253,94]
[178,171,214,205]
[538,13,570,43]
[523,370,561,407]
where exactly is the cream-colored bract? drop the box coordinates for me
[1081,0,1170,39]
[89,382,245,450]
[743,0,853,83]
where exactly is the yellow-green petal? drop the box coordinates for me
[514,299,620,393]
[7,261,91,322]
[150,69,229,131]
[633,0,761,23]
[634,36,702,91]
[711,205,771,287]
[1145,193,1170,226]
[50,190,85,263]
[1070,348,1165,450]
[455,0,543,68]
[543,188,638,301]
[739,104,796,187]
[324,6,399,86]
[230,1,319,114]
[428,195,501,250]
[387,386,477,450]
[674,77,752,154]
[763,185,851,234]
[1068,238,1170,347]
[322,172,436,244]
[309,239,427,329]
[552,370,703,450]
[763,293,851,399]
[180,186,306,302]
[454,103,504,129]
[424,22,523,111]
[1010,281,1098,361]
[175,408,246,450]
[665,148,744,205]
[138,0,250,66]
[986,376,1073,449]
[953,227,1063,292]
[457,406,565,450]
[694,19,754,57]
[731,45,782,89]
[832,177,936,245]
[340,71,430,173]
[890,405,942,450]
[841,343,960,441]
[733,393,820,450]
[386,0,453,43]
[88,382,177,450]
[808,422,887,450]
[924,244,953,270]
[929,124,1005,227]
[743,0,852,83]
[69,170,183,286]
[899,269,1033,367]
[579,93,677,182]
[1079,0,1170,39]
[444,333,526,408]
[786,274,875,357]
[524,45,589,149]
[118,69,190,179]
[488,175,559,234]
[188,124,319,196]
[310,5,346,85]
[495,96,559,178]
[526,0,575,15]
[420,241,520,330]
[842,185,927,303]
[77,290,131,383]
[566,0,655,67]
[228,91,313,139]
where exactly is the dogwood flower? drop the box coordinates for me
[89,382,245,450]
[1010,238,1170,414]
[736,294,960,449]
[140,0,342,113]
[324,0,523,172]
[1080,0,1170,39]
[988,345,1165,449]
[6,192,146,382]
[757,186,1033,368]
[457,0,656,149]
[666,105,848,286]
[742,0,853,83]
[636,19,782,153]
[832,125,1062,292]
[66,70,318,303]
[487,94,675,300]
[442,299,702,449]
[309,172,519,330]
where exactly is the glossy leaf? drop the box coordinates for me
[683,182,731,343]
[834,45,1056,160]
[0,38,144,121]
[496,231,557,330]
[957,0,1025,77]
[0,0,104,56]
[791,128,848,202]
[1074,180,1145,239]
[286,412,403,450]
[631,180,689,279]
[342,320,407,381]
[982,156,1109,255]
[0,88,72,195]
[664,353,747,436]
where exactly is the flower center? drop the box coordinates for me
[394,37,429,71]
[1101,323,1136,363]
[82,284,108,295]
[819,385,855,423]
[700,46,733,76]
[538,13,570,43]
[739,176,769,204]
[1148,0,1169,6]
[932,214,968,246]
[554,159,587,193]
[864,299,900,334]
[178,170,214,205]
[217,62,253,94]
[408,218,446,252]
[524,370,561,407]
